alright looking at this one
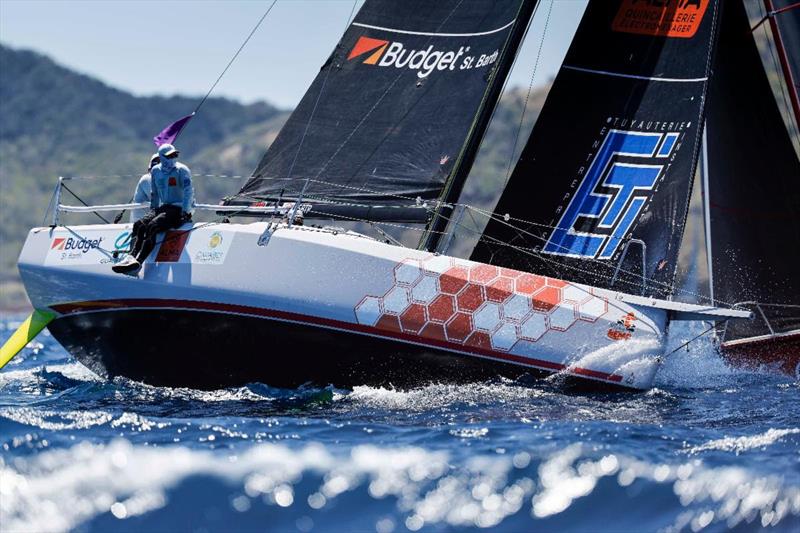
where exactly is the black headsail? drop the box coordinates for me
[471,0,721,299]
[232,0,533,222]
[704,0,800,340]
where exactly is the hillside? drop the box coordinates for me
[0,44,550,309]
[0,45,288,292]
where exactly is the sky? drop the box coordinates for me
[0,0,588,109]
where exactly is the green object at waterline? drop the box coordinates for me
[0,309,55,369]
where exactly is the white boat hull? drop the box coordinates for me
[17,221,682,390]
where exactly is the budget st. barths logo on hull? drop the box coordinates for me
[542,125,684,260]
[50,236,104,253]
[45,232,110,266]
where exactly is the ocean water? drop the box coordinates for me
[1,317,798,532]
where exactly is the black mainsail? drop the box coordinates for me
[233,0,533,222]
[470,0,721,299]
[704,0,800,342]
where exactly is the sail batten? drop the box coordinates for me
[561,65,709,83]
[350,20,517,38]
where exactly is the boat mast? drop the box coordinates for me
[763,0,800,128]
[420,0,538,253]
[700,122,715,304]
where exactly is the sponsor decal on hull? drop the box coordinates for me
[612,0,709,39]
[45,228,234,266]
[607,312,637,341]
[155,230,190,262]
[189,230,232,265]
[114,231,132,251]
[354,256,610,354]
[49,297,628,385]
[46,235,109,265]
[155,229,234,265]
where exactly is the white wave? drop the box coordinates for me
[559,335,662,389]
[0,440,447,532]
[657,321,742,388]
[449,427,489,438]
[0,407,173,434]
[0,363,100,390]
[686,428,800,455]
[110,412,171,432]
[111,379,278,403]
[0,407,115,431]
[346,381,546,411]
[2,440,799,532]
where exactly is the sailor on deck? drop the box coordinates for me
[131,154,159,223]
[113,144,194,274]
[122,153,159,257]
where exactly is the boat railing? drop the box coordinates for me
[719,301,800,342]
[47,176,305,227]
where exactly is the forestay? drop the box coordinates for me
[471,0,721,299]
[233,0,529,222]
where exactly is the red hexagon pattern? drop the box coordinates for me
[354,256,609,353]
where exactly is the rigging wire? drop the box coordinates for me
[503,0,553,182]
[60,183,110,224]
[463,204,735,307]
[421,0,536,252]
[751,1,800,31]
[46,5,773,315]
[754,1,800,147]
[56,168,737,308]
[228,173,733,306]
[225,0,473,194]
[309,0,467,184]
[283,0,359,182]
[103,1,278,223]
[663,322,719,358]
[59,167,733,309]
[150,162,734,307]
[236,191,725,307]
[189,0,279,119]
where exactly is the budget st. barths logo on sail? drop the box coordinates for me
[542,120,690,260]
[347,35,499,79]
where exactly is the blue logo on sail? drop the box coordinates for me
[543,129,679,260]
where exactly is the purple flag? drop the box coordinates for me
[153,112,195,147]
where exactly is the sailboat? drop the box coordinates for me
[701,0,800,379]
[4,0,756,391]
